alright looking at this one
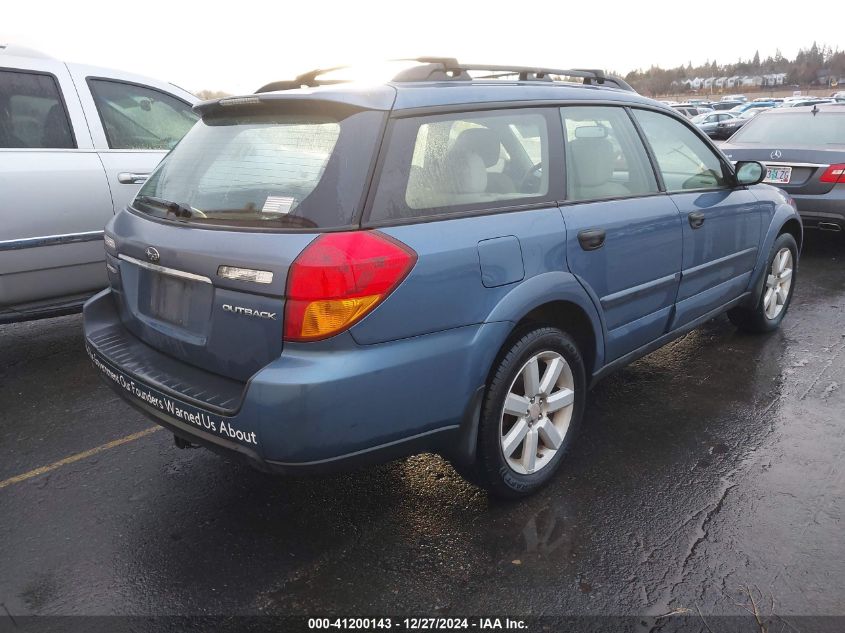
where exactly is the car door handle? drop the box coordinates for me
[578,228,606,251]
[688,212,706,229]
[117,172,150,184]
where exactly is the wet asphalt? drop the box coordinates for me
[0,232,843,623]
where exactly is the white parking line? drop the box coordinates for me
[0,426,163,490]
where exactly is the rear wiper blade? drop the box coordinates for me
[135,195,197,219]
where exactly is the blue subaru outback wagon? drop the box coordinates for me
[83,59,802,497]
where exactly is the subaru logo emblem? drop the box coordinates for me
[145,247,160,263]
[770,150,782,160]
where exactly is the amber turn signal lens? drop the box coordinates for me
[298,295,380,340]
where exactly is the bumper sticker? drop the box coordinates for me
[85,344,258,447]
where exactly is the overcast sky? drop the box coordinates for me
[2,0,841,95]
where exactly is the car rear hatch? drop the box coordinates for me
[105,88,392,384]
[721,108,845,195]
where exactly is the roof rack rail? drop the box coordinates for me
[418,60,635,92]
[255,58,635,93]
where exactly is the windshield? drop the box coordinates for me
[132,108,385,230]
[730,111,845,145]
[691,114,709,123]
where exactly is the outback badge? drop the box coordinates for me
[222,304,277,320]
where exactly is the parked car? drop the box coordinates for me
[714,114,749,138]
[0,45,198,323]
[83,59,801,498]
[673,104,703,118]
[732,101,777,113]
[712,100,744,111]
[721,104,845,232]
[736,108,769,120]
[721,94,747,102]
[692,111,742,138]
[778,98,833,108]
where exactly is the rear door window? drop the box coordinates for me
[369,109,557,222]
[0,70,74,149]
[88,79,198,150]
[560,106,658,201]
[633,109,729,191]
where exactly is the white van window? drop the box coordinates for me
[88,79,198,150]
[0,70,74,149]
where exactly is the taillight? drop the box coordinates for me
[820,163,845,184]
[284,231,417,342]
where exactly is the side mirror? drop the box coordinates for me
[735,161,765,186]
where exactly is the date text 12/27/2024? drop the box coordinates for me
[307,618,528,630]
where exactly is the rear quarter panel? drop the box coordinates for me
[352,207,568,344]
[353,206,605,371]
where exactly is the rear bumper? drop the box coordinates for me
[790,188,845,229]
[83,289,508,472]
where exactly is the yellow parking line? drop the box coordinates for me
[0,426,163,490]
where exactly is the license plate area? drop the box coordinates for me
[764,166,792,184]
[149,273,191,326]
[135,268,213,334]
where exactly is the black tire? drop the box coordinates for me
[476,326,586,499]
[728,232,798,333]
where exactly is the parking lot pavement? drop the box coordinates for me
[1,232,843,620]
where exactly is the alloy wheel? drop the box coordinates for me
[500,351,575,475]
[763,247,793,320]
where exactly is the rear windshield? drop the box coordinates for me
[132,108,385,230]
[730,111,845,145]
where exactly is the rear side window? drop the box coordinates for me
[134,108,385,230]
[633,109,728,191]
[370,109,554,222]
[88,79,198,150]
[560,106,658,201]
[0,70,74,149]
[729,112,845,145]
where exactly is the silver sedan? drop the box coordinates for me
[691,111,741,139]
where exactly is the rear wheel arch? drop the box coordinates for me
[779,218,803,252]
[483,272,605,379]
[506,301,598,381]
